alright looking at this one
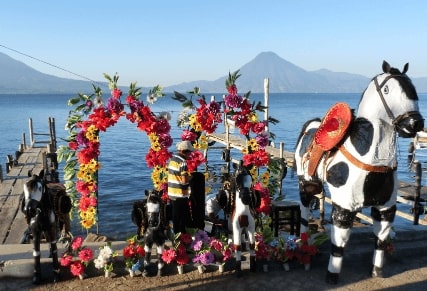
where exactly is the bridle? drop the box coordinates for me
[374,74,421,129]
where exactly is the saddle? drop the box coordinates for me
[306,102,353,177]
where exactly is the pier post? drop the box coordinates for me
[413,160,422,225]
[29,118,34,146]
[264,78,269,133]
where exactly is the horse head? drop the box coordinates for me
[22,170,45,222]
[145,189,163,228]
[358,60,424,138]
[234,162,253,206]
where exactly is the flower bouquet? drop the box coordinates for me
[161,232,191,274]
[294,232,327,270]
[94,242,118,277]
[210,234,233,272]
[122,235,145,277]
[60,236,94,280]
[191,230,215,273]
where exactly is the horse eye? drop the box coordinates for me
[383,85,389,94]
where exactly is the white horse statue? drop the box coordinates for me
[294,61,424,284]
[229,161,257,277]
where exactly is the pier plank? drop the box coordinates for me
[0,147,46,244]
[207,132,294,166]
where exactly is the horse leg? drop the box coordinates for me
[46,216,60,282]
[326,203,357,285]
[143,241,153,277]
[370,205,396,278]
[298,178,321,233]
[156,244,165,277]
[30,219,42,284]
[246,218,256,272]
[232,221,243,277]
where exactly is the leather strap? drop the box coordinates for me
[339,145,396,173]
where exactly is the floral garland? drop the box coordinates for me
[58,74,170,229]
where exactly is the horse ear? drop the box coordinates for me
[382,60,391,73]
[402,63,409,74]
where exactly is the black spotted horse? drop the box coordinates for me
[131,189,168,277]
[228,161,259,277]
[294,61,424,284]
[22,169,72,284]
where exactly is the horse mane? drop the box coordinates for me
[294,118,321,151]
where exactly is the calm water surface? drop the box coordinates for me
[1,92,426,239]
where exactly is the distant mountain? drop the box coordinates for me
[0,52,100,94]
[1,51,427,94]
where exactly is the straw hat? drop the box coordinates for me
[176,140,195,152]
[314,102,352,151]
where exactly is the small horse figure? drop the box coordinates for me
[22,169,71,284]
[131,189,168,276]
[229,161,257,277]
[294,61,424,284]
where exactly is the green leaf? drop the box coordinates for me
[172,91,187,102]
[67,97,81,106]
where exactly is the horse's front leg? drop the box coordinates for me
[246,215,256,273]
[46,215,60,283]
[370,205,396,278]
[326,203,357,285]
[29,217,42,284]
[156,244,165,277]
[232,217,244,277]
[298,178,323,233]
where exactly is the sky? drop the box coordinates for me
[1,0,427,87]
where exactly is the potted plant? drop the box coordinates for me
[122,235,145,277]
[191,230,215,273]
[94,242,118,277]
[60,236,94,280]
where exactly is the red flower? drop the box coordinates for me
[70,260,85,276]
[161,248,176,264]
[181,130,198,142]
[60,254,73,267]
[112,88,122,99]
[78,248,94,263]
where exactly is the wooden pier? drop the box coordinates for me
[0,118,58,244]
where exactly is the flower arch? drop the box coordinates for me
[58,71,281,230]
[58,74,174,229]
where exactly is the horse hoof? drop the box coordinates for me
[249,256,256,272]
[32,273,41,285]
[142,269,149,277]
[157,268,164,277]
[325,271,339,284]
[53,272,61,283]
[371,266,383,278]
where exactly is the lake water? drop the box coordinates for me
[1,91,426,240]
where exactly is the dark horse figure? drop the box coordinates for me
[22,169,72,284]
[131,189,168,276]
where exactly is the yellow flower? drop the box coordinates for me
[86,125,99,142]
[248,112,258,122]
[189,114,202,131]
[81,218,96,229]
[261,172,270,187]
[205,186,212,194]
[248,139,259,151]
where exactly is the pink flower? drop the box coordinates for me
[112,88,122,99]
[60,254,73,267]
[70,260,85,276]
[78,248,94,263]
[71,236,83,251]
[161,248,176,264]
